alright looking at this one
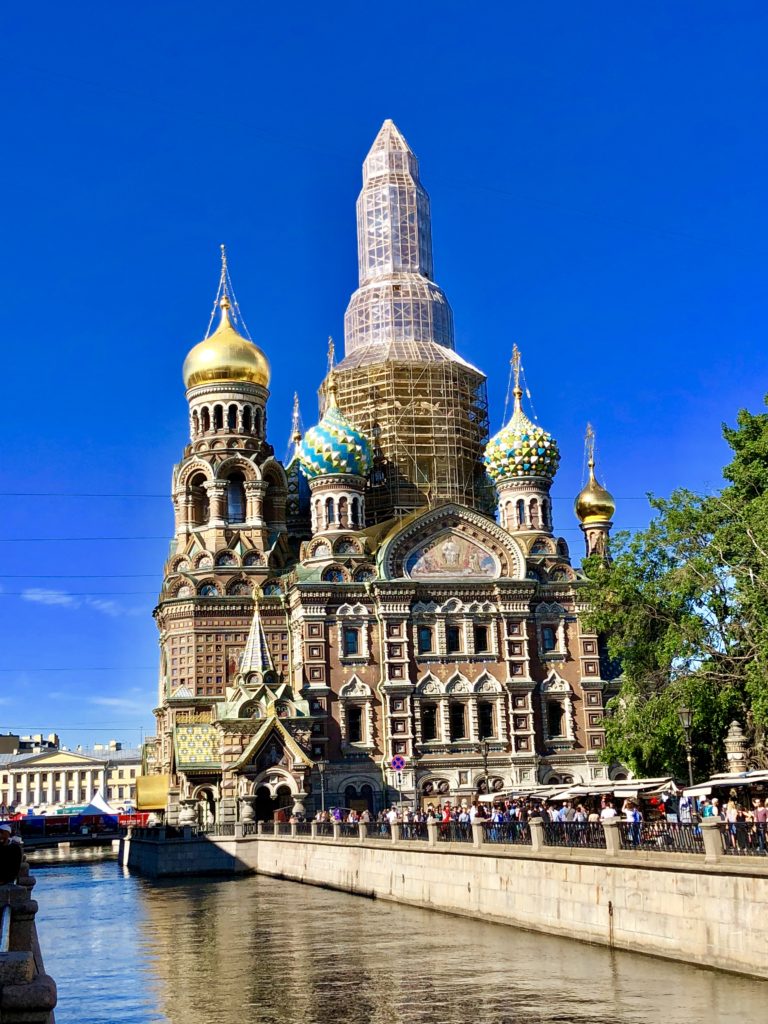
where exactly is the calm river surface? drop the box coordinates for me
[33,857,767,1024]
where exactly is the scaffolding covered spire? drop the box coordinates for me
[343,119,455,360]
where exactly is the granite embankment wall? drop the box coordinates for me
[120,824,768,980]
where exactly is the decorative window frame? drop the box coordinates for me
[539,671,576,746]
[339,677,375,750]
[336,603,371,664]
[535,602,567,660]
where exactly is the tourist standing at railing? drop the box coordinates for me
[622,800,643,845]
[753,799,767,852]
[600,800,618,821]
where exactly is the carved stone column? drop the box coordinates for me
[204,481,228,527]
[245,481,268,527]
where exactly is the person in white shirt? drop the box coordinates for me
[600,802,618,820]
[386,807,399,825]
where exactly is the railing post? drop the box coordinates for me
[426,821,438,848]
[290,822,297,837]
[700,818,724,864]
[257,821,264,836]
[602,818,621,857]
[472,822,485,849]
[390,823,401,843]
[310,822,318,839]
[358,822,367,842]
[529,816,545,852]
[234,823,244,839]
[332,822,341,841]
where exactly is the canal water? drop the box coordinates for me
[33,857,767,1024]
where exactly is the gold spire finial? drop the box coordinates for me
[325,336,338,409]
[511,344,523,407]
[585,422,596,476]
[291,392,302,446]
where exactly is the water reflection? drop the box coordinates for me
[35,862,767,1024]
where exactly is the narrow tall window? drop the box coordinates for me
[547,701,564,737]
[474,624,489,653]
[449,702,466,740]
[421,704,438,742]
[530,498,540,528]
[243,406,252,432]
[201,407,211,432]
[541,626,557,653]
[213,404,223,430]
[343,627,359,657]
[347,706,363,743]
[417,626,433,654]
[227,404,237,430]
[226,473,246,523]
[478,701,494,739]
[447,625,461,654]
[516,499,525,526]
[351,497,361,528]
[325,496,335,526]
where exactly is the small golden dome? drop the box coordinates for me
[575,461,616,524]
[183,296,270,391]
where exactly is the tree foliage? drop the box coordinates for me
[582,400,768,779]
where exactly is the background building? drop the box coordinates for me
[144,121,620,824]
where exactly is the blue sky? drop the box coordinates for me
[1,3,766,748]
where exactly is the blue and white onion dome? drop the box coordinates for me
[298,376,373,479]
[484,383,560,484]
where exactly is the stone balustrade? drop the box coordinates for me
[0,860,57,1023]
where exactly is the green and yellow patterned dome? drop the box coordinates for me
[484,370,560,485]
[299,376,373,479]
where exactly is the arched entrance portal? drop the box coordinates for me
[252,783,296,821]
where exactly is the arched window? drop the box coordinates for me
[338,497,349,527]
[243,406,252,432]
[516,499,525,527]
[227,404,237,430]
[213,405,223,430]
[360,784,374,812]
[351,497,361,528]
[530,498,540,529]
[192,410,200,437]
[254,407,263,437]
[188,473,209,526]
[345,784,358,806]
[226,472,246,523]
[201,407,211,432]
[325,497,335,527]
[542,498,551,530]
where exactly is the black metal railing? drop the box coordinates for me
[315,821,334,838]
[242,822,259,836]
[721,821,768,856]
[400,821,428,841]
[295,821,312,836]
[364,821,392,840]
[482,821,532,846]
[436,822,473,844]
[338,822,360,839]
[544,822,607,849]
[618,821,704,854]
[276,822,292,836]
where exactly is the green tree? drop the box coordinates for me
[583,400,768,779]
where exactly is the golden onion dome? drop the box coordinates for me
[183,296,270,391]
[575,460,616,524]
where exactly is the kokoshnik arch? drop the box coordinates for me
[143,120,621,824]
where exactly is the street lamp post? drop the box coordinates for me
[480,738,490,800]
[317,761,326,814]
[677,707,695,788]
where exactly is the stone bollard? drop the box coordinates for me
[257,821,264,836]
[700,818,724,864]
[310,822,318,839]
[472,821,485,849]
[358,822,367,842]
[290,822,297,837]
[332,822,341,841]
[390,823,401,844]
[601,817,622,857]
[233,823,244,839]
[426,821,438,848]
[529,816,545,852]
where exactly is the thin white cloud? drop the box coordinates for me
[22,588,79,608]
[20,589,142,618]
[89,697,147,712]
